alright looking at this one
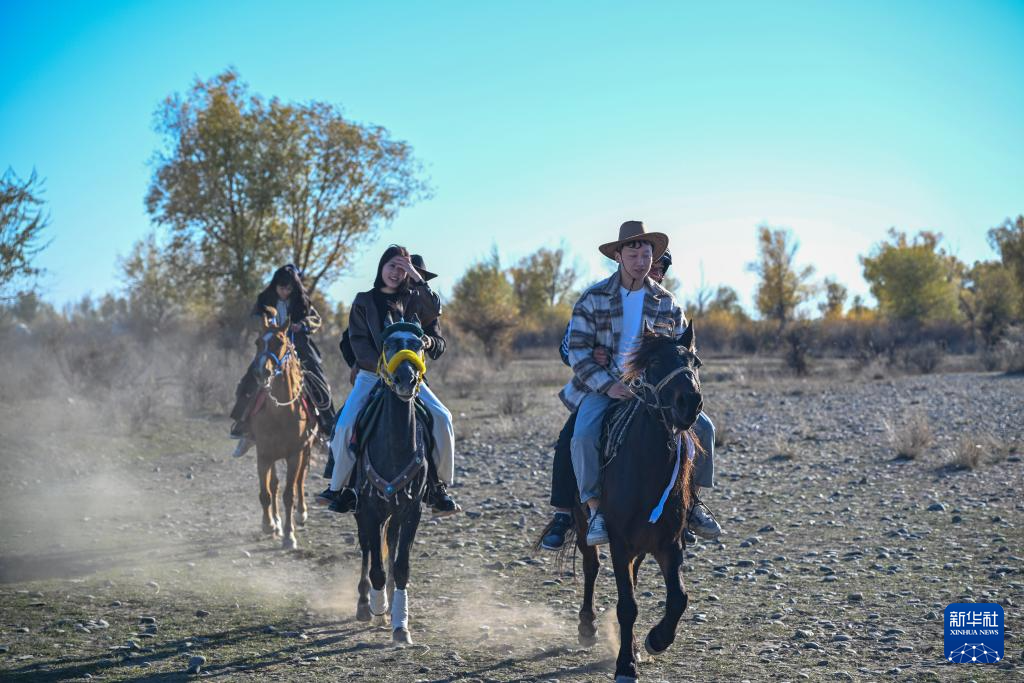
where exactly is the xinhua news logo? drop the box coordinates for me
[944,603,1004,664]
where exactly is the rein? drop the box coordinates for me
[261,331,304,408]
[625,365,691,441]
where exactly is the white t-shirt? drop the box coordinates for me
[617,287,645,372]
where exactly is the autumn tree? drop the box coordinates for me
[960,260,1020,347]
[819,278,848,319]
[860,229,962,323]
[508,246,578,316]
[0,168,49,297]
[143,69,428,321]
[449,249,519,356]
[704,286,746,319]
[988,215,1024,307]
[746,225,816,329]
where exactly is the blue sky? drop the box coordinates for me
[2,0,1022,313]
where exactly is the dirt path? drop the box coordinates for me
[1,362,1021,681]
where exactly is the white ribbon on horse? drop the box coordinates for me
[648,431,695,524]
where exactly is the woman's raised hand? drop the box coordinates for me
[397,256,424,283]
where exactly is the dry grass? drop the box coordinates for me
[498,386,527,416]
[884,411,933,460]
[945,433,1003,470]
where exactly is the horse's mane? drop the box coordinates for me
[621,328,678,382]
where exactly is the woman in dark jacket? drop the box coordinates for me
[323,246,457,515]
[229,264,336,456]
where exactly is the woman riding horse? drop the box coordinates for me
[320,245,459,516]
[230,265,335,457]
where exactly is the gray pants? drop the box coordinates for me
[571,392,716,504]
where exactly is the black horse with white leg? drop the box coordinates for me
[353,316,433,644]
[541,321,704,682]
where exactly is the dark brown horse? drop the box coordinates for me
[251,310,315,550]
[548,322,703,682]
[354,318,430,645]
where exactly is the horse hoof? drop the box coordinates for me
[373,614,389,628]
[578,632,598,648]
[614,677,638,683]
[392,628,412,645]
[644,631,667,656]
[282,536,297,551]
[356,603,372,622]
[297,512,308,527]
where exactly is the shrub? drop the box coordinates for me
[498,387,527,416]
[885,411,933,459]
[901,343,943,374]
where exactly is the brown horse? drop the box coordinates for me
[542,322,702,682]
[250,311,315,550]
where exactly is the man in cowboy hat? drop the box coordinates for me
[544,248,722,549]
[557,221,721,547]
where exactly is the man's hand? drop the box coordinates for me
[592,346,610,367]
[422,335,433,350]
[606,382,633,400]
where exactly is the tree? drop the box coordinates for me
[746,225,816,328]
[960,260,1020,347]
[860,229,962,323]
[120,232,203,334]
[683,263,712,317]
[508,246,578,316]
[706,286,748,319]
[1,168,49,296]
[449,248,519,356]
[819,278,848,319]
[273,101,429,294]
[988,215,1024,305]
[146,69,428,317]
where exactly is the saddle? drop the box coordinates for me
[352,382,435,499]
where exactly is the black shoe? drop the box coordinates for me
[328,488,357,514]
[541,512,573,551]
[428,481,461,517]
[315,487,337,506]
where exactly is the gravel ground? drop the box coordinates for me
[0,359,1021,682]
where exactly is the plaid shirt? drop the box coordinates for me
[559,270,685,410]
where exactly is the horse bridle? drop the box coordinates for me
[377,347,426,400]
[625,362,700,439]
[260,330,304,407]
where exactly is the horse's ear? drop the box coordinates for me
[678,320,695,351]
[261,306,276,330]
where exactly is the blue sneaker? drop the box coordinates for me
[541,512,573,550]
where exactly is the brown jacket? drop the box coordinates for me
[348,283,444,372]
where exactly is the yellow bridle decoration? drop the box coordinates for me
[377,348,427,389]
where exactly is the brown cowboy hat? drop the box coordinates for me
[599,220,669,262]
[411,254,437,281]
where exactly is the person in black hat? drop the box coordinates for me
[228,264,336,457]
